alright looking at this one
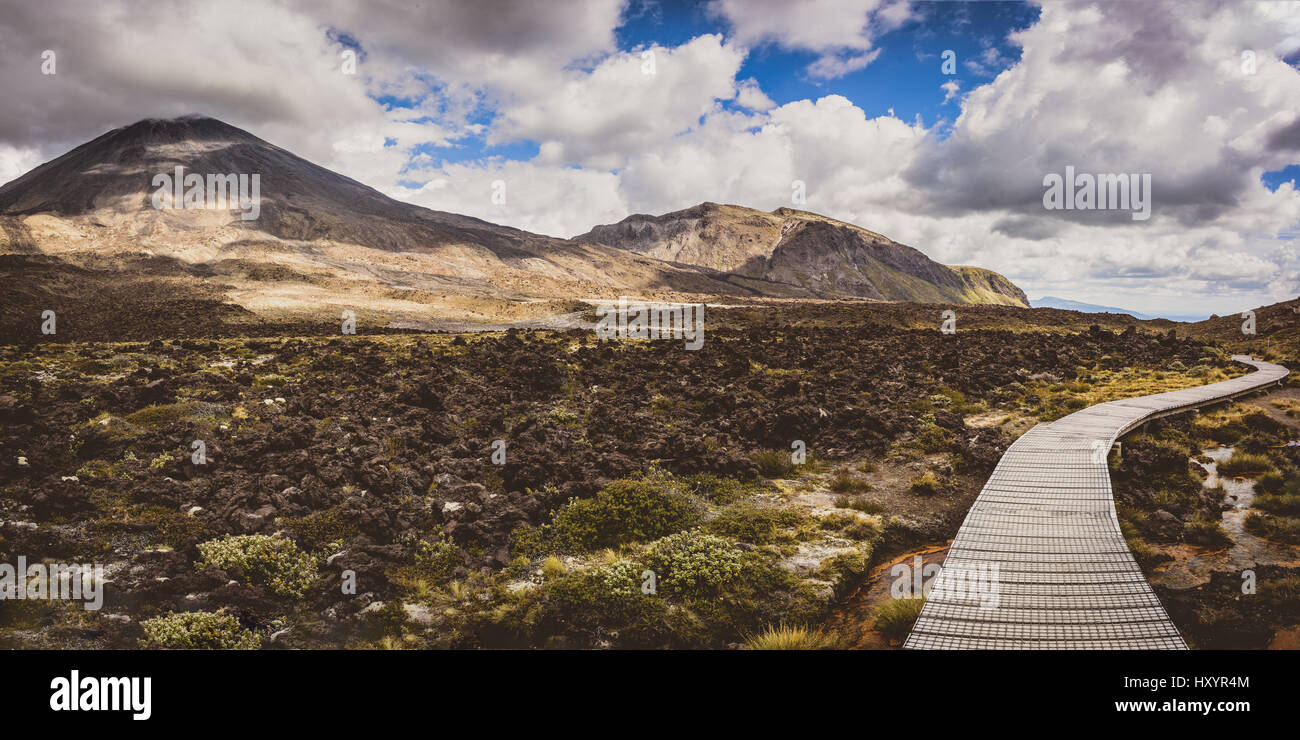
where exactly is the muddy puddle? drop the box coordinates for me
[1150,447,1300,590]
[826,543,948,649]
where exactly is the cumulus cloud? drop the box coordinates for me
[493,34,747,170]
[392,160,626,239]
[708,0,914,79]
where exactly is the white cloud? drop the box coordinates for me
[940,79,961,104]
[393,160,626,239]
[0,144,42,185]
[709,0,913,79]
[493,35,748,170]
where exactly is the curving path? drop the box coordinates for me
[904,355,1289,650]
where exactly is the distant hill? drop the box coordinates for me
[577,202,1029,306]
[1031,295,1207,322]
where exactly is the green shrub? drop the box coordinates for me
[816,548,873,587]
[643,530,744,598]
[548,469,700,552]
[197,534,318,598]
[914,424,956,454]
[592,558,645,598]
[818,513,881,542]
[148,452,175,470]
[281,505,360,552]
[253,373,293,390]
[414,535,461,581]
[538,565,673,647]
[704,502,805,545]
[509,524,546,559]
[686,473,755,504]
[140,611,260,650]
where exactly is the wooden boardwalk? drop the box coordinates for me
[904,355,1290,650]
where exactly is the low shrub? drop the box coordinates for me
[686,473,756,504]
[140,611,260,650]
[197,534,318,598]
[1254,492,1300,517]
[124,402,199,429]
[704,502,805,545]
[818,513,881,542]
[914,424,956,454]
[642,530,744,598]
[548,468,701,552]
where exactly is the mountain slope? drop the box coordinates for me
[0,117,765,333]
[0,116,1030,339]
[576,202,1028,306]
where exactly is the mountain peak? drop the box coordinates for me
[577,203,1028,306]
[111,115,258,142]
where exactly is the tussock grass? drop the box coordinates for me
[1026,365,1238,422]
[874,596,926,641]
[745,624,842,650]
[124,401,200,429]
[1245,511,1300,544]
[1184,515,1231,548]
[834,496,883,514]
[828,467,872,494]
[752,450,796,478]
[1270,398,1300,418]
[1217,452,1273,476]
[908,471,941,495]
[1255,494,1300,517]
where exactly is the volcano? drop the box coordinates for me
[0,116,1027,340]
